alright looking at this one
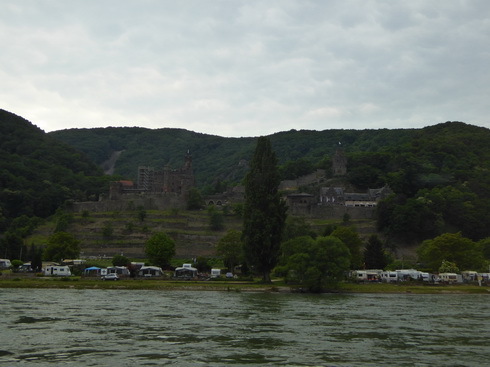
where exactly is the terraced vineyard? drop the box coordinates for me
[28,209,244,260]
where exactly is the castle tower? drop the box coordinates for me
[183,150,192,172]
[332,144,347,176]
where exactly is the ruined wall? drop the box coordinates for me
[71,193,185,213]
[289,204,377,220]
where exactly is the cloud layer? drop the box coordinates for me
[1,0,489,137]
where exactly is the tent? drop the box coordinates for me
[138,266,163,277]
[83,266,101,276]
[174,265,198,279]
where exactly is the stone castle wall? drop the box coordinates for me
[288,203,377,220]
[71,192,185,213]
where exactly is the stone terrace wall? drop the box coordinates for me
[71,193,185,213]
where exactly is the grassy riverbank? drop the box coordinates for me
[1,276,489,294]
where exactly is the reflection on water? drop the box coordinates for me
[1,289,490,366]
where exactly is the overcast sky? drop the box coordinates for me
[1,1,489,137]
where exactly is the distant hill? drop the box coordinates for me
[50,120,490,242]
[49,125,417,190]
[0,109,108,229]
[3,107,490,247]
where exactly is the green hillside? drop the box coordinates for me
[49,121,490,244]
[0,109,109,226]
[2,107,490,265]
[49,126,417,191]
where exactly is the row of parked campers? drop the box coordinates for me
[352,269,467,283]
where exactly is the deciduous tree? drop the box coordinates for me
[145,232,175,269]
[331,226,363,269]
[417,232,485,272]
[43,232,80,262]
[279,236,350,292]
[216,230,243,272]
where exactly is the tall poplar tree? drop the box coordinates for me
[243,137,287,282]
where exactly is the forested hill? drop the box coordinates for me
[0,109,109,230]
[50,120,490,242]
[49,125,419,190]
[3,106,489,242]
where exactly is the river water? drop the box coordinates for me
[1,289,489,366]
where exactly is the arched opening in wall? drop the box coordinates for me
[216,201,222,206]
[208,201,215,206]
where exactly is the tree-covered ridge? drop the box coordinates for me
[376,122,490,242]
[0,109,108,230]
[50,127,256,191]
[49,125,417,190]
[49,121,490,242]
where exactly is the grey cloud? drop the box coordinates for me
[0,0,488,136]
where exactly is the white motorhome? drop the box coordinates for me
[352,270,382,282]
[0,259,12,270]
[439,273,458,284]
[380,271,398,282]
[461,271,478,283]
[210,268,221,278]
[44,265,72,276]
[395,269,421,281]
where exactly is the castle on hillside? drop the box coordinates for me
[109,151,195,200]
[70,152,196,212]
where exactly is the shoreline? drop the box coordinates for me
[1,276,489,294]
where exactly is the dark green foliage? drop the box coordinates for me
[279,235,351,292]
[439,260,460,274]
[124,221,135,234]
[29,244,44,272]
[216,230,243,271]
[8,215,42,237]
[480,238,490,261]
[112,254,130,267]
[187,187,204,210]
[194,256,212,272]
[102,221,114,239]
[43,232,81,262]
[0,232,24,260]
[54,212,74,233]
[208,206,224,231]
[279,158,315,180]
[4,107,490,252]
[364,235,388,270]
[137,208,146,222]
[50,125,415,189]
[0,109,108,233]
[145,232,176,268]
[49,120,490,243]
[417,232,486,272]
[11,259,23,269]
[242,137,288,282]
[283,216,316,241]
[323,224,337,237]
[330,226,363,269]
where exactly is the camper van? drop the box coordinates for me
[44,265,72,276]
[352,270,382,282]
[395,269,422,281]
[461,271,478,283]
[380,271,398,282]
[0,259,12,270]
[210,269,221,278]
[439,273,458,284]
